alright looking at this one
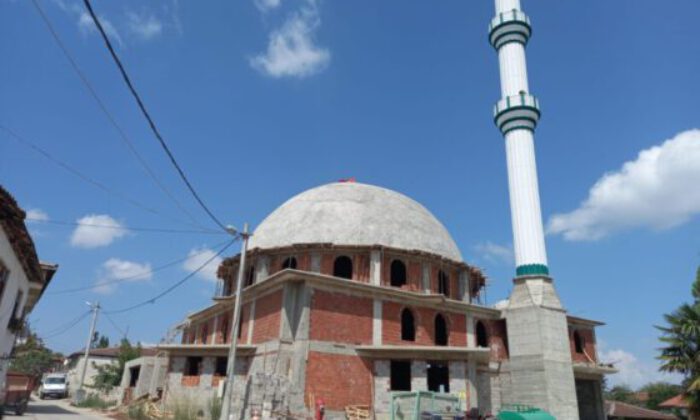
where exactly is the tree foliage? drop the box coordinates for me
[604,384,639,404]
[640,382,684,410]
[9,327,61,377]
[91,338,141,392]
[91,332,110,349]
[657,266,700,416]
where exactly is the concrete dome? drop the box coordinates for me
[249,182,462,261]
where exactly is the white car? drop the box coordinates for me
[38,374,68,399]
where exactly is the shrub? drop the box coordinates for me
[208,397,222,420]
[170,395,200,420]
[75,393,116,410]
[128,403,149,420]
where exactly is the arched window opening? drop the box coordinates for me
[245,265,255,287]
[390,260,407,287]
[434,314,448,346]
[333,256,353,279]
[282,256,298,270]
[401,308,416,341]
[574,330,584,354]
[438,270,450,297]
[476,321,489,348]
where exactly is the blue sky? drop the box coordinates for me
[1,0,699,388]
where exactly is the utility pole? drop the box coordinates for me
[220,223,251,420]
[75,301,100,403]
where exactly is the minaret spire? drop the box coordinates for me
[490,0,548,277]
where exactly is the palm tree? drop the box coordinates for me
[657,267,700,418]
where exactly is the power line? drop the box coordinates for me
[0,124,203,230]
[103,312,127,339]
[27,218,224,235]
[105,240,236,315]
[81,0,229,232]
[49,240,231,295]
[41,310,92,339]
[30,0,207,231]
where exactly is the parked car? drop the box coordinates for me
[38,373,68,399]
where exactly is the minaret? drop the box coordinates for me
[489,1,580,418]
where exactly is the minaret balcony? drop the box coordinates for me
[493,93,540,135]
[489,9,531,50]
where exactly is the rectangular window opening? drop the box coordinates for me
[185,356,202,376]
[390,360,411,391]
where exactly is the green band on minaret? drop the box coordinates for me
[516,264,549,276]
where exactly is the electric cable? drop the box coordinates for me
[41,310,92,339]
[49,239,231,295]
[31,0,207,231]
[103,312,128,338]
[82,0,229,232]
[104,240,236,315]
[1,124,208,231]
[26,217,224,235]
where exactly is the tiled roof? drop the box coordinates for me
[605,400,677,419]
[659,394,689,409]
[0,185,44,285]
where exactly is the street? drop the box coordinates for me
[3,397,113,420]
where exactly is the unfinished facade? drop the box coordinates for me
[159,182,614,419]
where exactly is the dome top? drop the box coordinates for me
[249,182,462,262]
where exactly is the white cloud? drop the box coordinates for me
[598,345,681,388]
[250,2,330,78]
[548,129,700,241]
[127,12,163,40]
[25,209,49,222]
[473,242,513,265]
[78,11,124,47]
[183,247,222,282]
[254,0,282,13]
[95,258,152,294]
[70,214,127,249]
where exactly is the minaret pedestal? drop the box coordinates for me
[502,276,579,419]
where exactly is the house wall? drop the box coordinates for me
[252,290,283,343]
[304,351,372,411]
[0,228,31,395]
[67,355,116,396]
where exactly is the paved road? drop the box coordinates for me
[3,397,112,419]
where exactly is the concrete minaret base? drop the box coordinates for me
[502,277,579,419]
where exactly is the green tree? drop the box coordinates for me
[605,384,639,404]
[10,329,61,377]
[657,267,700,416]
[91,338,141,392]
[640,382,683,410]
[90,331,110,349]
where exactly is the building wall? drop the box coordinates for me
[0,228,31,395]
[382,302,467,347]
[569,327,597,363]
[309,290,372,344]
[67,356,116,396]
[252,290,283,343]
[305,351,372,411]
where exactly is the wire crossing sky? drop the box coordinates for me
[2,0,699,388]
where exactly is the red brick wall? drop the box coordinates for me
[355,253,370,283]
[383,302,466,347]
[476,319,509,361]
[305,352,372,410]
[252,290,282,343]
[569,328,597,363]
[310,290,373,344]
[320,254,334,276]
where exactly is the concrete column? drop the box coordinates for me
[373,299,382,345]
[411,361,427,392]
[256,255,270,283]
[310,252,321,273]
[466,314,475,348]
[421,263,431,293]
[466,360,478,411]
[459,270,470,302]
[246,300,256,345]
[449,361,467,400]
[370,250,382,286]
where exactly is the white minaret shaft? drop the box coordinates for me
[490,0,548,277]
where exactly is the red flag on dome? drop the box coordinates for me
[338,177,356,183]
